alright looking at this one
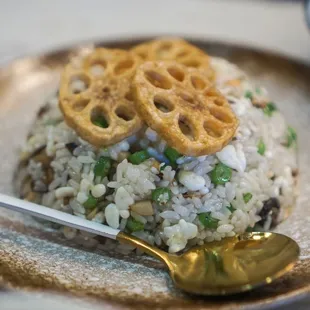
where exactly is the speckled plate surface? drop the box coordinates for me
[0,39,310,309]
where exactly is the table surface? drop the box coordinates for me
[0,0,309,309]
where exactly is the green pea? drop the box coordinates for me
[227,204,236,213]
[286,126,297,148]
[198,212,219,229]
[151,187,172,204]
[128,150,150,165]
[245,91,253,100]
[243,193,253,203]
[263,102,277,116]
[257,138,266,155]
[83,195,97,209]
[164,147,181,168]
[93,116,108,128]
[126,217,144,232]
[210,163,232,185]
[94,156,112,178]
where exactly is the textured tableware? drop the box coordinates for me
[0,193,300,296]
[0,39,309,309]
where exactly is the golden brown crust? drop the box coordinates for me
[131,38,215,81]
[133,61,238,156]
[59,48,143,147]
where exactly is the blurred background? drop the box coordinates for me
[0,0,309,309]
[0,0,309,65]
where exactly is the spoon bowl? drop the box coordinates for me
[0,194,300,296]
[118,231,300,295]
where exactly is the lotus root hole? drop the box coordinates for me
[125,91,134,101]
[205,88,218,97]
[115,106,135,121]
[210,107,233,123]
[176,50,189,58]
[178,117,195,141]
[191,76,206,90]
[90,62,106,76]
[72,99,90,112]
[69,75,90,94]
[137,50,148,60]
[91,107,109,128]
[114,59,135,75]
[167,66,185,82]
[153,96,174,113]
[179,92,195,105]
[204,120,223,138]
[144,70,172,89]
[155,43,172,58]
[181,59,201,68]
[103,86,110,93]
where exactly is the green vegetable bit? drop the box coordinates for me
[263,102,277,117]
[164,147,181,168]
[246,224,261,232]
[243,192,253,203]
[128,150,150,165]
[210,163,232,185]
[151,187,172,204]
[286,126,297,148]
[94,156,112,178]
[93,116,109,128]
[227,204,236,213]
[257,138,266,155]
[83,195,98,209]
[126,217,144,232]
[159,163,168,172]
[246,226,254,232]
[255,87,262,94]
[198,212,219,229]
[245,91,253,100]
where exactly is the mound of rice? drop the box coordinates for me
[15,57,298,254]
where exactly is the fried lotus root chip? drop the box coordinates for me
[59,48,143,147]
[133,61,239,156]
[131,38,215,81]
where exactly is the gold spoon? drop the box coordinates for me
[0,193,300,295]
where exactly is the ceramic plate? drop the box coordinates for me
[0,39,309,309]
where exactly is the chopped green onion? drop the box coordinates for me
[164,147,181,168]
[93,116,108,128]
[210,163,232,185]
[128,150,150,165]
[126,217,144,232]
[83,195,98,209]
[151,187,172,204]
[227,204,236,213]
[263,102,277,117]
[243,193,253,203]
[257,138,266,155]
[286,126,297,148]
[94,156,112,178]
[198,212,219,229]
[245,91,253,100]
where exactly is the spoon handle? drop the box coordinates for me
[0,193,119,239]
[117,232,170,264]
[0,193,171,264]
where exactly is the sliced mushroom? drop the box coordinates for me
[130,200,154,216]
